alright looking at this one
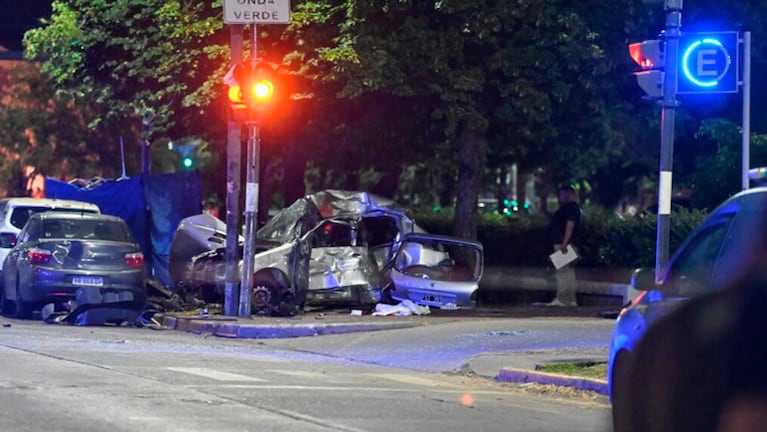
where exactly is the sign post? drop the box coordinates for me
[654,0,682,280]
[742,32,751,191]
[222,0,291,317]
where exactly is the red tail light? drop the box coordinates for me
[29,248,52,264]
[124,252,144,268]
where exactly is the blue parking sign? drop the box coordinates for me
[678,31,740,94]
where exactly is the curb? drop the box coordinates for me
[161,315,419,339]
[495,367,608,395]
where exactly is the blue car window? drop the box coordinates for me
[664,217,733,297]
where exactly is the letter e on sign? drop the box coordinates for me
[678,31,739,94]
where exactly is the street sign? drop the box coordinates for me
[678,31,739,94]
[223,0,291,24]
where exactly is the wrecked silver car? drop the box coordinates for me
[169,190,483,313]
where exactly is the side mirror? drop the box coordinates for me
[631,267,657,291]
[0,232,17,248]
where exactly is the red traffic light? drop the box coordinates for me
[250,79,274,101]
[225,60,284,121]
[629,40,664,69]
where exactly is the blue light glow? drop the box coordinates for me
[681,38,731,88]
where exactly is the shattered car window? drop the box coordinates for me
[359,216,398,247]
[312,221,354,247]
[395,239,481,282]
[257,198,318,243]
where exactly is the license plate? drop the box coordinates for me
[421,294,442,303]
[72,276,104,287]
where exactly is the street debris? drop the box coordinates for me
[372,300,431,316]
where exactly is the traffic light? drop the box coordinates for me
[226,61,279,122]
[181,156,195,169]
[628,40,664,98]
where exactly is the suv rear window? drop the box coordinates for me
[10,206,99,230]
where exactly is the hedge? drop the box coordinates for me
[410,206,709,269]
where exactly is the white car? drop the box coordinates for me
[0,198,101,272]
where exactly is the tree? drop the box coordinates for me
[291,0,618,237]
[23,1,229,139]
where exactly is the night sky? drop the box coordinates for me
[0,0,52,51]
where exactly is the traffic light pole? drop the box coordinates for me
[239,24,260,318]
[224,24,244,316]
[655,0,682,281]
[742,32,751,191]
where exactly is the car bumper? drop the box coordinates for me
[24,267,146,305]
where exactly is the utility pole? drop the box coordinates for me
[742,32,751,191]
[140,108,155,175]
[224,24,244,316]
[239,25,260,318]
[655,0,682,280]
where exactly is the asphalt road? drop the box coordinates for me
[0,316,613,432]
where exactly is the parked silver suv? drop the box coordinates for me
[0,198,101,273]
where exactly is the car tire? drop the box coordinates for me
[12,275,33,319]
[251,279,282,312]
[611,350,632,432]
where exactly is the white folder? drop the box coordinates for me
[549,245,579,270]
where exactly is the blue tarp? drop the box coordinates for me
[44,173,201,287]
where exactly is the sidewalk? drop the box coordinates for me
[466,347,608,395]
[478,266,631,308]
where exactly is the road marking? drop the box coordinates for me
[190,384,524,397]
[264,369,332,380]
[167,367,265,382]
[361,373,465,388]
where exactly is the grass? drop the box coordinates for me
[535,361,608,380]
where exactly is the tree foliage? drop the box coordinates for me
[7,0,767,225]
[23,0,229,139]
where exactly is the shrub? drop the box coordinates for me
[409,206,708,269]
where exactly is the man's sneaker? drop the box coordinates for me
[546,298,577,307]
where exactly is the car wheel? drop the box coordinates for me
[251,279,282,312]
[12,275,33,319]
[611,350,633,432]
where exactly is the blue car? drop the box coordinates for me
[608,187,767,423]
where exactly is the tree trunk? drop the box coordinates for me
[439,169,456,208]
[453,127,486,240]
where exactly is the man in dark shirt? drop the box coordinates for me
[547,185,582,306]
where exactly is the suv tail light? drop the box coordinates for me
[124,252,144,268]
[29,248,52,264]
